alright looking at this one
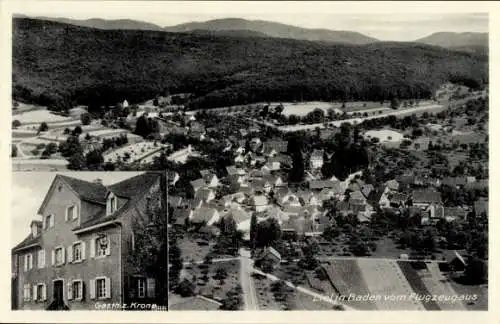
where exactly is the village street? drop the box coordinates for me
[239,248,259,310]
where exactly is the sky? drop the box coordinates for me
[11,172,144,247]
[6,1,489,41]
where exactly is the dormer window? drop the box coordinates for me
[31,223,39,237]
[106,193,117,216]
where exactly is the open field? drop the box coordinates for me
[397,261,441,310]
[279,104,445,132]
[357,258,424,310]
[365,129,404,143]
[322,260,376,310]
[169,294,222,310]
[13,110,74,124]
[12,159,68,171]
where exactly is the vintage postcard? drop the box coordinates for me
[0,0,497,323]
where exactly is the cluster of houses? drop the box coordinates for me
[167,122,489,243]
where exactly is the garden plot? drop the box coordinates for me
[322,260,376,310]
[103,142,164,164]
[357,259,424,310]
[180,260,240,305]
[252,275,283,310]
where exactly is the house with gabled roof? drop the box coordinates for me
[194,188,216,203]
[189,208,220,227]
[11,172,165,310]
[251,195,269,212]
[411,190,442,209]
[310,149,324,169]
[190,178,206,193]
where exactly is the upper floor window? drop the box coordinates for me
[66,205,78,221]
[37,250,45,268]
[52,246,65,266]
[24,253,33,272]
[106,193,117,216]
[44,214,54,230]
[72,242,83,262]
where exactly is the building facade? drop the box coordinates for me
[12,172,166,310]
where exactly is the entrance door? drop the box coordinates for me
[53,280,63,303]
[47,280,69,310]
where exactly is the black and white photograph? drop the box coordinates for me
[11,172,168,310]
[5,0,491,316]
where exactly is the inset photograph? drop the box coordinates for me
[11,172,168,310]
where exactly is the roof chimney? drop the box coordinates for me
[93,178,103,185]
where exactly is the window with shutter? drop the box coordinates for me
[146,278,156,299]
[23,284,31,302]
[49,214,55,228]
[51,250,55,266]
[96,278,107,299]
[37,250,45,268]
[28,253,33,270]
[137,278,146,298]
[72,281,83,300]
[23,255,28,272]
[72,242,82,262]
[35,284,44,301]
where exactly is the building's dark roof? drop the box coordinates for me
[168,196,184,208]
[58,175,108,204]
[264,140,288,153]
[107,172,162,198]
[412,190,442,204]
[12,233,41,252]
[309,180,337,190]
[73,173,161,231]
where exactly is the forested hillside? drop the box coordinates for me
[13,18,488,110]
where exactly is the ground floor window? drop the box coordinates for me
[96,278,107,299]
[137,278,146,298]
[23,284,31,302]
[73,281,83,300]
[36,284,44,301]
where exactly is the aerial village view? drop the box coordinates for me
[9,6,488,312]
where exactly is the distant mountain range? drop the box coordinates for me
[12,17,488,111]
[416,32,488,54]
[14,14,166,31]
[14,15,487,50]
[163,18,379,44]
